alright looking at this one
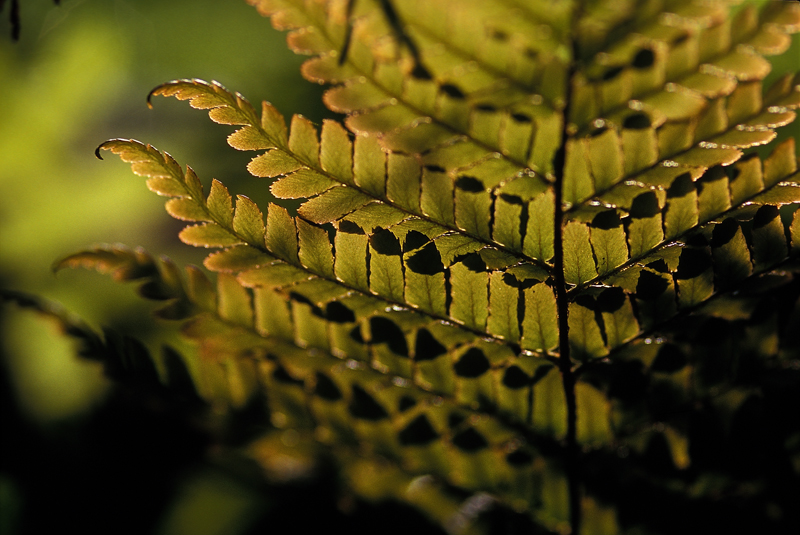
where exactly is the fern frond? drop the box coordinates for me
[94,143,563,408]
[63,1,800,533]
[97,135,556,353]
[140,71,800,362]
[148,80,548,268]
[53,244,606,532]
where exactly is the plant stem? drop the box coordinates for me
[551,13,581,535]
[553,136,581,535]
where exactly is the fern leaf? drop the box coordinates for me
[55,244,580,530]
[149,78,551,280]
[64,1,800,533]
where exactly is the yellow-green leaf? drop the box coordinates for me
[179,223,241,248]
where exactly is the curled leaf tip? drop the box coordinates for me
[94,140,121,159]
[146,90,157,109]
[146,83,168,109]
[51,260,64,274]
[51,253,74,274]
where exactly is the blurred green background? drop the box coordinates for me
[0,1,331,534]
[0,0,333,422]
[0,1,798,534]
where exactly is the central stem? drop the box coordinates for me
[551,14,581,535]
[553,137,581,535]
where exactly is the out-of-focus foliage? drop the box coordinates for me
[0,2,322,534]
[0,0,324,407]
[2,1,800,535]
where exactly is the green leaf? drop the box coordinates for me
[404,270,447,316]
[586,127,623,192]
[259,101,289,146]
[663,175,699,240]
[568,299,607,360]
[597,288,638,349]
[487,272,520,342]
[563,222,597,286]
[589,211,628,276]
[288,115,321,167]
[186,265,216,312]
[320,120,354,184]
[479,248,518,270]
[420,165,455,226]
[563,138,594,206]
[449,261,489,331]
[334,230,369,293]
[386,153,422,212]
[750,183,800,205]
[297,186,372,224]
[493,196,524,251]
[729,155,765,206]
[751,205,789,270]
[204,245,273,273]
[271,169,338,199]
[248,149,303,178]
[253,287,294,339]
[233,196,266,247]
[165,198,211,222]
[353,135,387,197]
[524,190,555,262]
[621,120,658,175]
[455,186,493,240]
[626,193,664,258]
[521,283,558,352]
[368,239,405,303]
[340,203,407,234]
[146,176,187,197]
[711,219,753,290]
[179,223,241,248]
[207,179,234,228]
[763,138,798,187]
[432,234,483,266]
[149,79,259,127]
[238,262,310,289]
[217,273,253,328]
[297,219,335,279]
[697,170,731,223]
[228,125,272,151]
[266,205,298,263]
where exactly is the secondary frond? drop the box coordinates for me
[148,79,551,267]
[95,141,560,380]
[53,244,616,533]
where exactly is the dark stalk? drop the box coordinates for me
[551,13,582,535]
[552,131,581,535]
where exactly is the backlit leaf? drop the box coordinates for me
[82,3,800,533]
[233,196,266,247]
[248,149,304,178]
[297,219,335,278]
[297,186,372,224]
[271,168,338,199]
[563,222,597,286]
[179,223,241,248]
